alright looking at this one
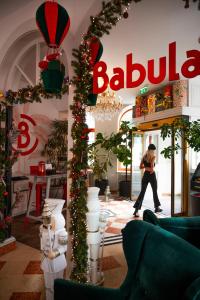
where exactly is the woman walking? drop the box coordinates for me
[133,144,162,217]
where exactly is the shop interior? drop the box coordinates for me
[0,0,200,299]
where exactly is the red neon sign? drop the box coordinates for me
[13,114,39,156]
[93,41,200,94]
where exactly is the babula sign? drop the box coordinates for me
[93,42,200,94]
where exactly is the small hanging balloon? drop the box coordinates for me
[87,37,103,106]
[36,1,70,48]
[89,37,103,67]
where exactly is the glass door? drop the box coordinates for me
[131,118,188,216]
[131,132,144,201]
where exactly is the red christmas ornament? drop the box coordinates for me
[4,216,12,223]
[38,60,48,70]
[46,53,60,61]
[75,116,82,122]
[123,11,129,19]
[3,192,8,196]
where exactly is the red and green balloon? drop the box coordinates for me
[36,1,70,49]
[88,37,103,106]
[36,1,70,93]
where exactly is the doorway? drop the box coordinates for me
[131,119,187,217]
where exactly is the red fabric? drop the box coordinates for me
[59,18,70,47]
[90,37,100,67]
[38,60,48,69]
[46,53,59,61]
[45,1,58,47]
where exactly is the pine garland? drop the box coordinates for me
[0,106,18,242]
[69,0,141,283]
[4,80,69,105]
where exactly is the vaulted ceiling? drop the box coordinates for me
[0,0,199,104]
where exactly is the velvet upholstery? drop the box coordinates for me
[54,220,200,300]
[143,209,200,248]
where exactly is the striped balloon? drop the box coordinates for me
[89,37,103,67]
[88,37,103,106]
[36,1,70,48]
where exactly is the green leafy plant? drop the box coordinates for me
[113,121,133,181]
[42,120,68,170]
[161,117,200,158]
[88,121,134,181]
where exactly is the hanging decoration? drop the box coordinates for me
[36,1,70,49]
[4,80,70,105]
[39,53,66,93]
[36,1,70,93]
[88,37,103,106]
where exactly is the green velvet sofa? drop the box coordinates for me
[143,209,200,249]
[54,220,200,300]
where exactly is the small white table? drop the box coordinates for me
[26,173,67,221]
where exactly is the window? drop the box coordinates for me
[86,112,95,144]
[117,105,133,172]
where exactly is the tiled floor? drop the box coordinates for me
[2,197,168,299]
[100,198,166,244]
[0,242,126,300]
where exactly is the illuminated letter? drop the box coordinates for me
[148,57,166,84]
[93,61,109,94]
[126,53,146,88]
[110,67,124,91]
[181,50,200,78]
[169,42,180,81]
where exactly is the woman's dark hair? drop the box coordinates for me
[148,144,156,150]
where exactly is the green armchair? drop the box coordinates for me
[54,220,200,300]
[143,209,200,249]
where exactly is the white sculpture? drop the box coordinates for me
[40,199,68,300]
[86,187,107,285]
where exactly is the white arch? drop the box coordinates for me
[117,105,133,129]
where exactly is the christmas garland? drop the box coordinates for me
[69,0,141,283]
[2,79,70,105]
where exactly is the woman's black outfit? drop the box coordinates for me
[133,158,161,210]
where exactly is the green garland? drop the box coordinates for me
[0,106,18,242]
[4,81,69,105]
[69,0,141,283]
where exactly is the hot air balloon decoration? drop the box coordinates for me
[87,37,103,106]
[36,1,70,93]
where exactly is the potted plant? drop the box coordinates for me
[88,133,112,195]
[113,121,132,198]
[88,121,135,197]
[41,120,68,172]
